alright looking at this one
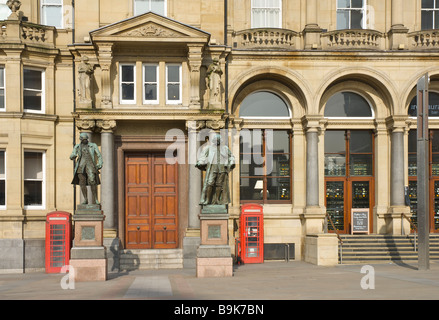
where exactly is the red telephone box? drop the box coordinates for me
[239,204,264,264]
[45,211,71,273]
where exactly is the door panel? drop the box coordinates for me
[125,153,178,249]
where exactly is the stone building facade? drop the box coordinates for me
[0,0,438,272]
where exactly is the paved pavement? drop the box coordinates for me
[1,260,439,301]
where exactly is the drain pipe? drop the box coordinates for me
[71,0,76,212]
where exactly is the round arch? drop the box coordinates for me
[402,68,439,115]
[316,67,397,117]
[229,66,311,117]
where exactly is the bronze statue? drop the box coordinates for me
[196,133,235,205]
[70,132,103,205]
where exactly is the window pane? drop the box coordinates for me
[121,65,134,82]
[350,154,373,176]
[351,0,363,8]
[422,11,434,30]
[240,129,263,154]
[0,151,4,178]
[408,130,417,153]
[240,157,264,176]
[0,68,4,87]
[239,91,290,118]
[436,10,439,29]
[422,0,435,8]
[337,0,350,8]
[0,0,10,20]
[325,131,346,153]
[151,0,165,15]
[267,177,290,200]
[23,91,42,111]
[240,177,264,200]
[135,0,148,15]
[144,65,157,82]
[267,154,290,177]
[325,154,346,176]
[351,10,363,29]
[0,180,4,206]
[325,92,372,117]
[432,130,439,152]
[122,84,134,100]
[408,92,439,117]
[24,70,42,90]
[24,152,43,180]
[266,8,280,28]
[167,84,180,101]
[24,181,42,206]
[167,65,180,82]
[0,89,4,109]
[267,130,289,154]
[337,10,350,29]
[252,8,264,28]
[42,6,62,28]
[350,131,372,153]
[144,84,157,101]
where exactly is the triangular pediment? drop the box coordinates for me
[90,12,210,43]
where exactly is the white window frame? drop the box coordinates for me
[336,0,367,30]
[23,68,45,114]
[143,63,159,105]
[0,150,5,209]
[421,0,439,30]
[166,64,182,105]
[23,150,46,210]
[119,63,136,105]
[251,0,282,29]
[134,0,167,16]
[41,0,63,29]
[0,66,5,112]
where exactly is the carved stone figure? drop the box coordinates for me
[206,58,223,107]
[78,56,94,105]
[70,133,103,205]
[196,133,235,205]
[6,0,21,12]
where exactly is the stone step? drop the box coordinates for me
[119,249,183,270]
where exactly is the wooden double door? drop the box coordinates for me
[125,153,178,249]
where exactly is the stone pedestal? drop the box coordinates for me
[196,205,233,278]
[70,204,107,281]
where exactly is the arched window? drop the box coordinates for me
[239,91,290,118]
[408,92,439,117]
[324,91,373,118]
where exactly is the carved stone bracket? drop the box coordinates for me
[206,119,225,131]
[186,120,206,132]
[96,42,114,108]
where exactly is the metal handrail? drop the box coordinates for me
[325,213,343,264]
[402,213,417,252]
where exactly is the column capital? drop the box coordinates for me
[301,115,324,133]
[385,115,410,133]
[75,119,96,132]
[186,120,206,132]
[96,119,117,133]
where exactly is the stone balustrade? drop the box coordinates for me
[232,28,298,50]
[0,20,55,48]
[321,29,384,50]
[408,30,439,50]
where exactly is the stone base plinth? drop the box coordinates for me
[196,257,233,278]
[69,258,107,282]
[304,234,338,266]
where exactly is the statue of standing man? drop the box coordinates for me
[70,133,103,205]
[196,133,235,205]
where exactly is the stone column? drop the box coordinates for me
[303,0,322,49]
[387,116,411,234]
[96,119,117,232]
[183,120,205,268]
[302,116,325,234]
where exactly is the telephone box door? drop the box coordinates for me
[240,204,264,264]
[45,211,71,273]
